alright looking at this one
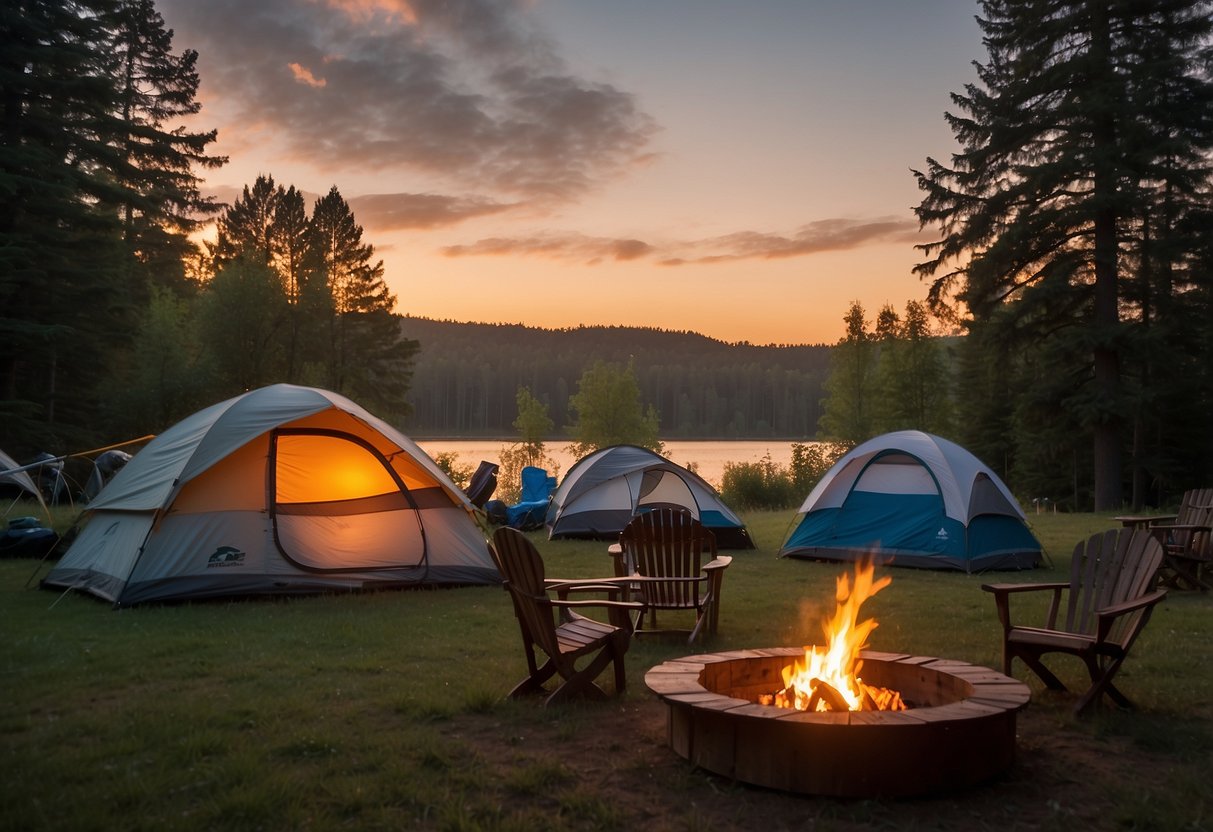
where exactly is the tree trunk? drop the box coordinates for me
[1090,0,1122,512]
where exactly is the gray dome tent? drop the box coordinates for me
[545,445,755,549]
[43,384,497,606]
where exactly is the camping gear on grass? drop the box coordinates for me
[546,445,754,549]
[779,430,1041,572]
[1,516,59,558]
[43,384,497,606]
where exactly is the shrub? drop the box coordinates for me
[721,443,846,511]
[721,453,797,511]
[432,451,474,490]
[789,441,846,495]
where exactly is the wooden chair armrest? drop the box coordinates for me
[547,576,634,590]
[1094,589,1167,643]
[547,576,636,602]
[1143,514,1179,526]
[703,556,733,572]
[982,582,1068,631]
[981,581,1068,594]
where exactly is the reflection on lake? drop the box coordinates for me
[415,439,814,488]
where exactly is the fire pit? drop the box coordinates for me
[643,561,1029,798]
[645,648,1029,798]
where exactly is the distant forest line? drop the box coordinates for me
[400,317,833,439]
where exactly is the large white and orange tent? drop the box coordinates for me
[44,384,496,606]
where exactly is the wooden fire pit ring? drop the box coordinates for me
[645,648,1030,798]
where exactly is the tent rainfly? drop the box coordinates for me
[1,448,44,505]
[779,431,1041,572]
[43,384,497,606]
[545,444,755,549]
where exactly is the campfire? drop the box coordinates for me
[759,558,906,712]
[643,557,1032,798]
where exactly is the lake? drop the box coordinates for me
[414,439,814,488]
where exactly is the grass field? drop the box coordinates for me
[2,509,1211,831]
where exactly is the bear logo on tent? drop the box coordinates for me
[207,546,246,568]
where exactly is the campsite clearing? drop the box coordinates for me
[5,510,1212,831]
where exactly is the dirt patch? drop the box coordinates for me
[444,695,1188,832]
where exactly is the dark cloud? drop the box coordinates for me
[443,217,922,265]
[160,0,657,202]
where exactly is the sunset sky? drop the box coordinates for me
[158,0,983,345]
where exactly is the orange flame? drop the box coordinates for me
[768,558,905,712]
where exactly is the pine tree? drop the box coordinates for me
[105,0,225,298]
[302,186,417,419]
[271,185,310,378]
[213,174,279,266]
[875,301,952,435]
[817,301,876,446]
[0,0,130,452]
[913,0,1213,509]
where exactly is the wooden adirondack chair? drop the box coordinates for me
[1150,491,1213,592]
[982,528,1167,715]
[615,508,732,644]
[489,527,641,706]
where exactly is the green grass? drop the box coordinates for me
[3,510,1212,831]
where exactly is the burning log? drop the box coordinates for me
[807,678,849,712]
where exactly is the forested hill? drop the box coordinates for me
[400,317,833,439]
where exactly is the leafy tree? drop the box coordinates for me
[567,359,661,457]
[498,386,558,502]
[913,0,1213,509]
[513,387,554,454]
[196,257,288,393]
[817,301,876,446]
[110,285,212,434]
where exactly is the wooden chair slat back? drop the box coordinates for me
[1177,489,1213,525]
[1175,502,1213,553]
[492,528,560,657]
[1065,528,1163,645]
[621,509,715,608]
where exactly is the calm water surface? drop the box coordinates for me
[415,439,814,487]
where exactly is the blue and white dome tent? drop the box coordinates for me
[779,431,1042,573]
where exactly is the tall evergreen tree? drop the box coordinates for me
[1,0,129,453]
[105,0,224,298]
[913,0,1213,509]
[302,186,417,419]
[213,174,279,266]
[875,301,952,435]
[271,185,309,378]
[817,301,876,446]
